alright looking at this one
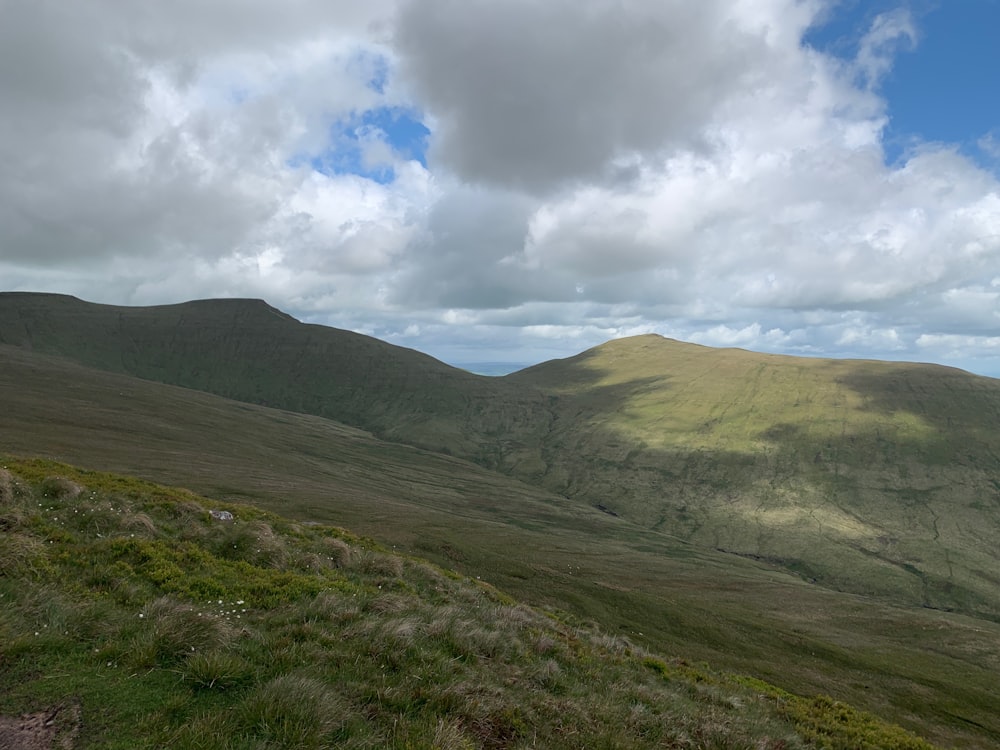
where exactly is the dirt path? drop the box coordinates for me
[0,703,80,750]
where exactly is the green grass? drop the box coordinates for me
[5,293,1000,622]
[0,459,940,749]
[3,296,1000,746]
[2,355,1000,747]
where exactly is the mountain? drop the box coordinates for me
[4,292,1000,620]
[507,334,1000,619]
[3,292,1000,746]
[0,292,551,466]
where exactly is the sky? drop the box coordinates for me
[2,1,1000,376]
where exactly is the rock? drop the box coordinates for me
[209,510,234,522]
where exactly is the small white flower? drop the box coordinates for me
[138,613,144,618]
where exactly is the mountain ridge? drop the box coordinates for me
[3,307,1000,746]
[3,291,1000,621]
[0,292,554,464]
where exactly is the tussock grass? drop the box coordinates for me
[236,674,346,747]
[0,467,14,505]
[122,511,157,536]
[356,549,404,578]
[319,535,353,567]
[130,596,238,668]
[0,532,46,577]
[181,650,253,691]
[38,475,82,500]
[0,457,944,749]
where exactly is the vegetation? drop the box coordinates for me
[4,293,1000,621]
[0,459,938,748]
[507,335,1000,620]
[2,294,1000,747]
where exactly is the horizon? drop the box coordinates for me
[6,288,999,380]
[2,1,999,377]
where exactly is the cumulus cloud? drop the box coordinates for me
[393,0,795,193]
[2,0,1000,376]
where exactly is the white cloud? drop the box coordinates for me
[2,0,1000,377]
[854,8,917,88]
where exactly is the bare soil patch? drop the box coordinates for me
[0,702,80,750]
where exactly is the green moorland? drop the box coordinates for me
[2,345,1000,747]
[0,459,943,748]
[0,292,551,459]
[507,335,1000,620]
[3,293,1000,624]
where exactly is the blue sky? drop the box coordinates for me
[2,0,1000,376]
[807,1,1000,169]
[304,106,429,184]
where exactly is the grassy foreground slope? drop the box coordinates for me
[0,459,941,750]
[4,293,1000,620]
[2,346,1000,748]
[508,335,1000,619]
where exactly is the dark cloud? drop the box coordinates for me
[394,0,765,193]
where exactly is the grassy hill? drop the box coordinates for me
[2,348,1000,746]
[0,292,551,465]
[0,458,944,748]
[5,293,1000,621]
[3,293,1000,746]
[507,336,1000,619]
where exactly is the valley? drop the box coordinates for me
[2,293,1000,747]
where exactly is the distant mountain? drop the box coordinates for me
[452,361,535,376]
[4,292,1000,621]
[4,297,1000,747]
[509,334,1000,618]
[0,292,552,467]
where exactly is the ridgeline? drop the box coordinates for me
[3,292,1000,747]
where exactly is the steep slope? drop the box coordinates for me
[507,335,1000,618]
[0,292,551,467]
[2,345,1000,747]
[4,293,1000,621]
[6,460,940,750]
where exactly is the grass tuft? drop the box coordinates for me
[181,650,253,691]
[39,475,82,500]
[130,596,237,667]
[0,468,14,506]
[236,674,346,748]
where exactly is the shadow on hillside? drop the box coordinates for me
[835,364,1000,437]
[508,351,1000,620]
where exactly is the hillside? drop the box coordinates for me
[3,293,1000,746]
[6,458,940,749]
[4,293,1000,621]
[2,340,1000,746]
[0,292,551,466]
[507,335,1000,619]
